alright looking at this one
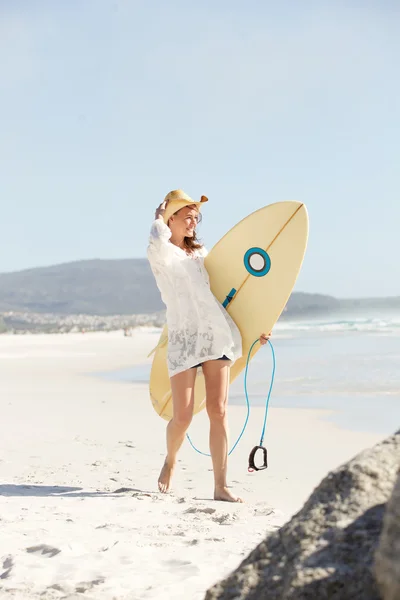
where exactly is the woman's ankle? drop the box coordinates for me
[214,480,228,493]
[164,455,177,469]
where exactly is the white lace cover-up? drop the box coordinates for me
[147,218,243,377]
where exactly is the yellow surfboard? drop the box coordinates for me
[149,201,309,421]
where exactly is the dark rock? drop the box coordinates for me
[205,430,400,600]
[374,469,400,600]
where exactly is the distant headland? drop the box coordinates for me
[0,259,398,333]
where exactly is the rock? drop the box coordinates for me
[205,430,400,600]
[374,468,400,600]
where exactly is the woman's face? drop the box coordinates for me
[168,205,199,238]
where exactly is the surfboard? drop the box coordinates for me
[149,201,309,421]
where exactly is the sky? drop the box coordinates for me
[1,0,399,298]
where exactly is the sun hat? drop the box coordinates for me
[162,189,208,224]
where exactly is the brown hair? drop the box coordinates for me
[168,208,203,255]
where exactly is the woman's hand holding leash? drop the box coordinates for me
[259,332,272,345]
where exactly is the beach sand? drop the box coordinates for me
[0,331,385,599]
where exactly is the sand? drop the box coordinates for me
[0,330,385,599]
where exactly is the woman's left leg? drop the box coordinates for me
[202,359,243,502]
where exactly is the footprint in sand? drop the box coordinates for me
[253,506,275,517]
[187,539,199,546]
[75,578,105,593]
[26,544,61,558]
[0,556,13,579]
[47,584,65,593]
[157,525,186,537]
[112,487,153,498]
[184,507,216,515]
[118,440,135,448]
[163,559,199,575]
[211,513,238,525]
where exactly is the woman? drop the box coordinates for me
[147,190,270,502]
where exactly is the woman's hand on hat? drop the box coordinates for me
[259,332,272,345]
[155,199,169,220]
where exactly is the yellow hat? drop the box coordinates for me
[163,189,208,224]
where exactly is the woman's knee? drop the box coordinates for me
[206,396,227,422]
[172,409,193,430]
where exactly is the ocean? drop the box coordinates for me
[98,315,400,436]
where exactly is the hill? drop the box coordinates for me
[0,259,398,318]
[0,259,160,316]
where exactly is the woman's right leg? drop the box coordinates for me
[158,367,197,493]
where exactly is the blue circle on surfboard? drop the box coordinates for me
[244,247,271,277]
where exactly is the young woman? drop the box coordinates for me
[147,190,270,502]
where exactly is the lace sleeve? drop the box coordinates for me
[147,218,175,266]
[149,218,172,243]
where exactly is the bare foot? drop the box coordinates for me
[214,486,244,503]
[158,460,174,493]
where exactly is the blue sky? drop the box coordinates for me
[1,1,399,298]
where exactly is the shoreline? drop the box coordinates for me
[89,335,399,438]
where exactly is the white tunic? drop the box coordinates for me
[147,218,243,377]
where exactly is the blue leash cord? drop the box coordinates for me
[186,338,276,467]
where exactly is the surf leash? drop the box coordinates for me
[186,337,276,472]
